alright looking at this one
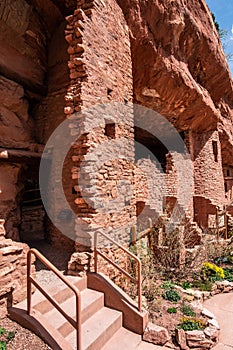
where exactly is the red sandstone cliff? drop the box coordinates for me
[117,0,233,132]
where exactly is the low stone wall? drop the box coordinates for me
[0,220,32,318]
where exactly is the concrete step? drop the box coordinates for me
[66,306,122,350]
[33,276,87,314]
[9,273,152,350]
[43,288,104,337]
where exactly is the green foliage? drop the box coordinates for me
[182,281,191,290]
[223,268,233,282]
[0,342,7,350]
[0,327,15,349]
[211,12,233,62]
[163,289,181,302]
[160,281,175,290]
[181,303,196,317]
[178,317,206,331]
[211,12,220,32]
[192,279,213,292]
[6,332,15,342]
[167,307,177,314]
[202,262,225,281]
[0,328,6,336]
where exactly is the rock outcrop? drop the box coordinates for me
[117,0,233,132]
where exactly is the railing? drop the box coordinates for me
[27,249,82,350]
[131,218,154,250]
[94,231,142,312]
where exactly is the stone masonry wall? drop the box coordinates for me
[191,130,226,229]
[64,0,135,257]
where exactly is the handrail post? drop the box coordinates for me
[137,259,142,312]
[148,218,153,251]
[94,232,98,273]
[27,250,32,315]
[76,294,82,350]
[132,225,137,247]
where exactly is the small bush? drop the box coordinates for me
[192,279,213,292]
[223,268,233,282]
[178,317,206,331]
[0,327,15,350]
[160,281,175,290]
[182,281,191,290]
[0,342,7,350]
[181,303,196,317]
[167,307,177,314]
[0,328,6,336]
[202,262,225,281]
[163,289,181,302]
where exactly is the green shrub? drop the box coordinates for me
[163,289,181,302]
[167,307,177,314]
[182,281,191,290]
[181,303,196,317]
[0,328,6,336]
[178,317,206,331]
[202,262,225,281]
[223,268,233,282]
[0,327,15,349]
[0,342,7,350]
[160,281,175,290]
[6,332,15,342]
[192,280,213,291]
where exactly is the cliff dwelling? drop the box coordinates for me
[0,0,233,322]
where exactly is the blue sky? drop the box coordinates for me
[205,0,233,76]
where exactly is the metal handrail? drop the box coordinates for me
[27,248,82,350]
[94,231,142,312]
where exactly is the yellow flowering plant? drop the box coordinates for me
[201,262,225,281]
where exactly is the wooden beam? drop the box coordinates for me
[0,148,43,163]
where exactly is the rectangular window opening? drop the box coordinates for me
[212,141,218,162]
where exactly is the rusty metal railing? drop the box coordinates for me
[94,231,142,312]
[27,248,82,350]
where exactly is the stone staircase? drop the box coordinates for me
[9,274,162,350]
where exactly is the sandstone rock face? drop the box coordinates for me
[0,76,33,149]
[117,0,232,131]
[0,220,31,318]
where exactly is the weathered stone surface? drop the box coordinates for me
[117,0,232,131]
[0,222,32,318]
[208,318,220,329]
[143,323,170,346]
[175,328,189,350]
[186,330,205,342]
[204,326,220,341]
[201,308,216,319]
[187,339,213,349]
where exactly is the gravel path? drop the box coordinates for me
[29,240,73,289]
[1,317,51,350]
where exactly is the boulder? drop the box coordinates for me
[143,323,170,346]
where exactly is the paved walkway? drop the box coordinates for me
[204,293,233,349]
